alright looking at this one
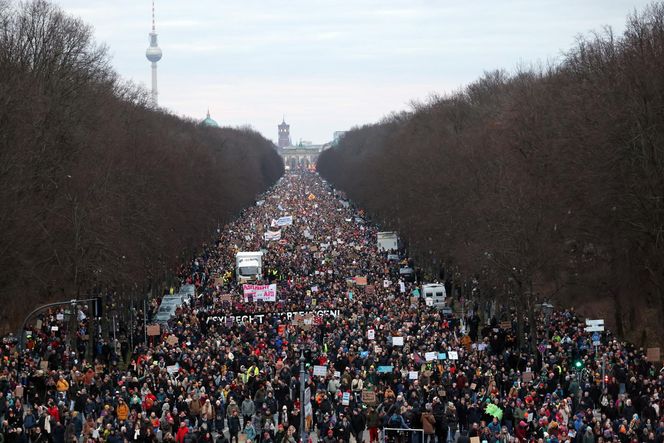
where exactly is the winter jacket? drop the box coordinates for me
[421,412,436,435]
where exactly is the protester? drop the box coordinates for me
[1,171,663,443]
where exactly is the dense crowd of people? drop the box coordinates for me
[1,171,663,443]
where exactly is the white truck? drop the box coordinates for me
[421,283,447,308]
[236,251,264,283]
[377,231,398,252]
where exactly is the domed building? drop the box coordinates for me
[201,109,219,128]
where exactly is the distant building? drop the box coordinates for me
[276,118,332,170]
[201,109,219,127]
[278,118,291,148]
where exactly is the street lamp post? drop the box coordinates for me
[299,350,307,443]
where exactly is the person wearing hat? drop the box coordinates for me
[322,429,336,443]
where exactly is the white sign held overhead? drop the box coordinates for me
[392,336,404,346]
[585,325,604,332]
[263,230,282,241]
[313,365,327,377]
[585,319,604,326]
[271,216,293,227]
[448,351,459,360]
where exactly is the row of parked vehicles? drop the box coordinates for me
[153,284,196,323]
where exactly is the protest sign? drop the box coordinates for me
[313,365,327,377]
[263,230,282,241]
[362,390,377,404]
[647,347,661,362]
[242,284,277,302]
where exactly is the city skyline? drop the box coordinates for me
[55,0,652,144]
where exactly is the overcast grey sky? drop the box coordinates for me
[53,0,651,144]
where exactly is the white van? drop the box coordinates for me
[422,283,447,308]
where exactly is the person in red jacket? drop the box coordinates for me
[47,400,60,423]
[515,420,528,442]
[176,421,189,443]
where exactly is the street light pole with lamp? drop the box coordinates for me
[299,350,307,443]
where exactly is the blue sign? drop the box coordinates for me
[377,365,394,373]
[592,332,600,342]
[438,353,447,360]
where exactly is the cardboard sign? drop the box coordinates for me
[361,390,377,404]
[470,437,481,443]
[355,276,368,286]
[522,371,534,383]
[220,294,232,303]
[147,324,161,336]
[500,321,512,330]
[647,347,661,362]
[166,335,179,346]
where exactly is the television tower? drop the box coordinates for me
[145,0,162,105]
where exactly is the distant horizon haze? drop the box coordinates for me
[54,0,652,144]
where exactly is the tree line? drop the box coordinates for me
[0,0,283,332]
[318,4,664,348]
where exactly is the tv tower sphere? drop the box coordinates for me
[146,43,162,63]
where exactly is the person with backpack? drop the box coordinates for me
[386,412,409,443]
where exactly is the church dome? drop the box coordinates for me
[201,109,219,128]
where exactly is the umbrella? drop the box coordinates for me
[485,403,504,420]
